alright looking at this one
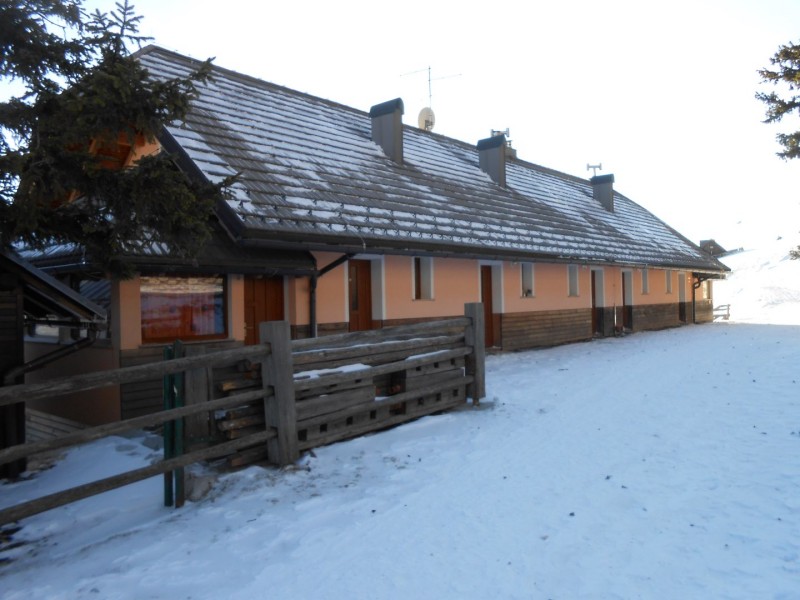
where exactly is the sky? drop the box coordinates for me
[70,1,800,248]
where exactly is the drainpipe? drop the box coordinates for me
[309,273,318,338]
[309,254,354,338]
[4,327,99,385]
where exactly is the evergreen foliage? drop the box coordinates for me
[757,40,800,160]
[757,40,800,259]
[0,0,225,275]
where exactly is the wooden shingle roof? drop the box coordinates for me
[138,46,727,274]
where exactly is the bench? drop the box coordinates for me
[713,304,731,320]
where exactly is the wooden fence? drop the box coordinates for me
[0,303,484,526]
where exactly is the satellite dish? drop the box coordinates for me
[418,107,435,131]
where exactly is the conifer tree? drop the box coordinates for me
[757,40,800,160]
[0,0,224,274]
[757,40,800,258]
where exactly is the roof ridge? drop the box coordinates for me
[138,45,372,119]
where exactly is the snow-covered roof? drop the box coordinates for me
[138,46,727,273]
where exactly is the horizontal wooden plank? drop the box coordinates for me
[217,403,262,421]
[291,317,469,352]
[294,347,471,393]
[26,410,87,443]
[217,414,265,432]
[0,430,275,526]
[298,387,466,450]
[0,388,267,467]
[0,343,273,408]
[296,384,374,421]
[297,374,472,430]
[226,445,269,468]
[293,334,463,367]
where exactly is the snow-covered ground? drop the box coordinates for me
[2,243,799,600]
[715,237,800,325]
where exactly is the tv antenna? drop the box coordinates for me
[401,66,461,132]
[587,163,603,177]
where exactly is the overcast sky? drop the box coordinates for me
[84,0,800,248]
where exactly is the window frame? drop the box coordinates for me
[140,274,228,344]
[520,262,535,298]
[567,264,579,297]
[412,256,434,300]
[641,268,649,295]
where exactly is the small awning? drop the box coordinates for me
[0,249,107,322]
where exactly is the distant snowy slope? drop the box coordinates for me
[715,238,800,325]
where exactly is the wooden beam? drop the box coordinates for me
[464,302,486,403]
[260,321,299,466]
[0,431,275,526]
[0,344,271,408]
[0,388,266,467]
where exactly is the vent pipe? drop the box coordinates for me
[477,134,507,187]
[591,174,615,212]
[369,98,404,163]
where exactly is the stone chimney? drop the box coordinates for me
[477,134,507,187]
[369,98,404,163]
[591,174,615,212]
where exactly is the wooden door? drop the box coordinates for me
[621,271,633,330]
[480,265,495,347]
[678,272,688,323]
[591,270,603,336]
[244,276,285,345]
[348,260,373,332]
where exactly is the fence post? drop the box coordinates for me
[260,321,299,466]
[162,345,175,507]
[464,302,486,404]
[183,345,214,447]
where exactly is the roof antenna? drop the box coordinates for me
[402,66,461,132]
[587,163,603,177]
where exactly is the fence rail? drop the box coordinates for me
[0,303,485,526]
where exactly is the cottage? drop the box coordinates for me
[24,46,728,424]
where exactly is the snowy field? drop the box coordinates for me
[1,242,799,600]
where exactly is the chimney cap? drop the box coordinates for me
[590,174,615,185]
[477,134,507,151]
[369,98,404,118]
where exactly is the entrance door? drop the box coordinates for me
[591,270,604,336]
[480,265,496,347]
[621,271,633,330]
[349,260,373,332]
[678,272,687,323]
[244,276,285,345]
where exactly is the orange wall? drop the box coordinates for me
[385,255,478,319]
[296,257,701,328]
[114,277,142,350]
[504,262,591,312]
[304,252,348,325]
[300,253,480,326]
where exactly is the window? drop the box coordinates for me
[413,257,433,300]
[665,270,673,294]
[520,263,534,297]
[641,269,649,294]
[568,265,579,297]
[141,275,227,343]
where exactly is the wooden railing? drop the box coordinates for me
[0,303,484,525]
